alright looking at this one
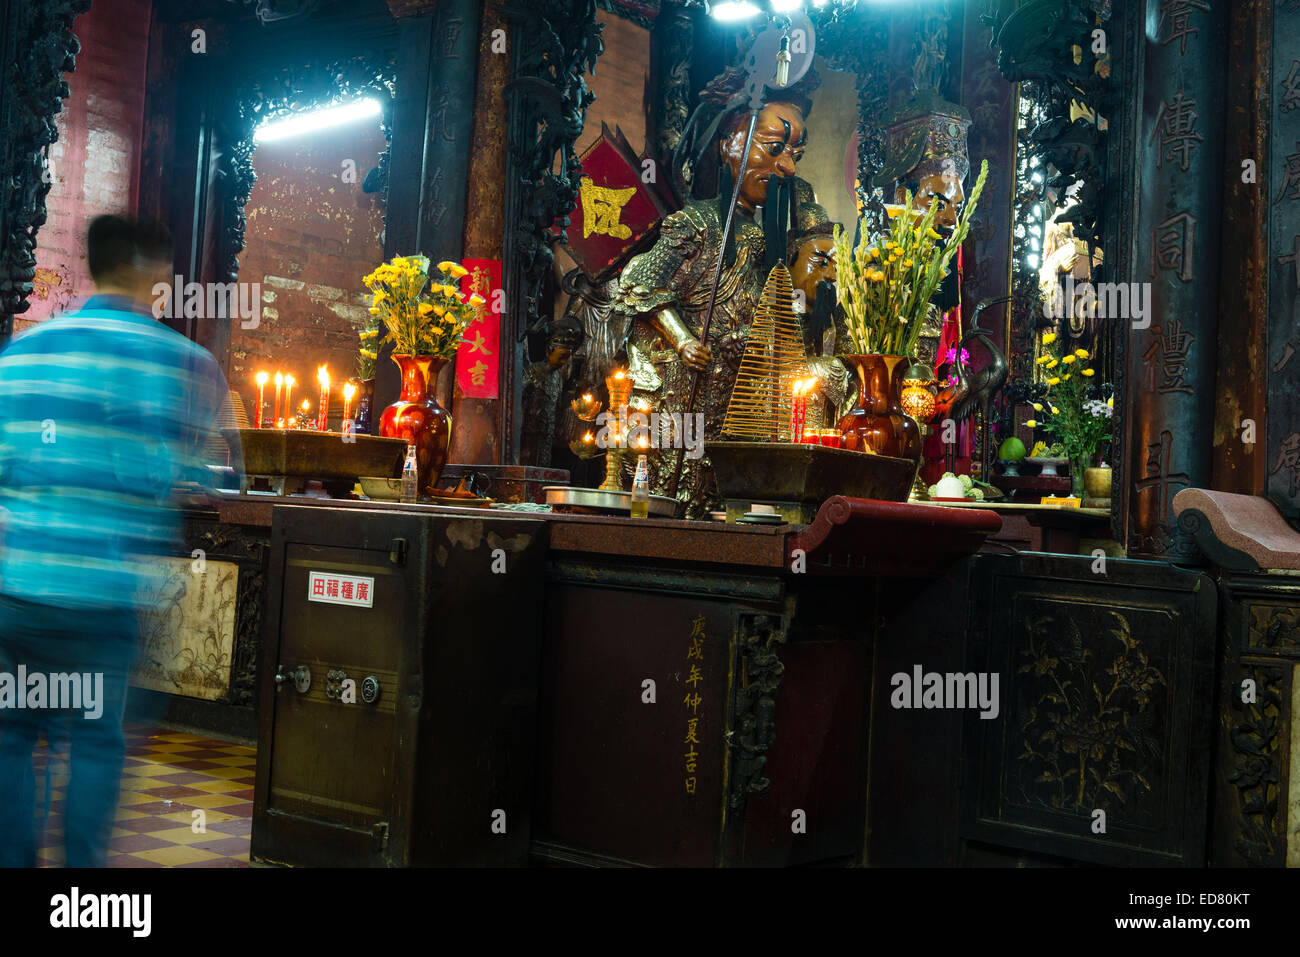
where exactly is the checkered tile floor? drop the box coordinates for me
[33,724,254,868]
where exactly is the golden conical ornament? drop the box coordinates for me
[722,263,810,442]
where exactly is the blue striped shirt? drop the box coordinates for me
[0,296,236,610]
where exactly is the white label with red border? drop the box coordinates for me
[307,571,375,608]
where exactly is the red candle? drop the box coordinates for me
[316,365,330,432]
[254,371,267,429]
[283,374,295,426]
[789,378,815,444]
[273,371,283,428]
[342,382,356,430]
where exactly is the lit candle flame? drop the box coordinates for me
[343,382,356,401]
[317,364,329,389]
[256,371,268,386]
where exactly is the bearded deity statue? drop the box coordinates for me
[787,221,851,430]
[866,90,979,483]
[611,67,828,517]
[871,90,973,370]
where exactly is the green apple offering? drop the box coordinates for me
[999,436,1026,462]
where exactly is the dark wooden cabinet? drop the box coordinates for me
[251,506,548,866]
[961,553,1217,866]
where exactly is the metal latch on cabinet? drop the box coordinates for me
[274,665,311,694]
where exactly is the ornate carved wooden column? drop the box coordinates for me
[0,0,91,345]
[651,0,695,162]
[957,0,1016,360]
[379,0,483,414]
[1123,0,1227,560]
[1210,0,1270,498]
[499,1,603,463]
[447,0,510,465]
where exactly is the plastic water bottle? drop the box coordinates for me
[401,443,418,503]
[630,454,650,519]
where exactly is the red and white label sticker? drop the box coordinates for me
[307,571,375,608]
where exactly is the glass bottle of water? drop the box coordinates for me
[630,454,650,519]
[401,442,418,504]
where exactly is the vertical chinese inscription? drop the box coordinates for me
[1282,61,1300,113]
[1157,0,1210,55]
[1271,432,1300,498]
[1141,319,1196,395]
[466,266,491,389]
[1150,212,1196,282]
[684,615,706,796]
[1275,141,1300,204]
[1135,430,1191,522]
[1149,92,1203,171]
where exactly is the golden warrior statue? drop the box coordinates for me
[612,67,827,516]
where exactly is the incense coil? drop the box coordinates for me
[722,264,810,442]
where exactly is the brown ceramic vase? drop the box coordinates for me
[836,353,923,464]
[379,355,451,495]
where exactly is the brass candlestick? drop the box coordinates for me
[599,368,633,492]
[901,360,938,502]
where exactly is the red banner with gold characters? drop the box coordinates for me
[456,258,501,399]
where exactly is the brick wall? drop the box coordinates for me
[230,123,387,425]
[21,0,153,333]
[577,12,651,158]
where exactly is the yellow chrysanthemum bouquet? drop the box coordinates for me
[1024,332,1113,473]
[833,159,988,357]
[362,254,486,361]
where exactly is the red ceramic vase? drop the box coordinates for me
[837,353,923,463]
[379,355,451,497]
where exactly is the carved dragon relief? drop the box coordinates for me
[726,612,789,812]
[0,0,92,339]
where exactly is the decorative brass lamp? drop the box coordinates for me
[900,360,938,501]
[569,429,601,460]
[571,390,603,422]
[599,368,633,491]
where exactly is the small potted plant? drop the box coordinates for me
[1022,332,1113,500]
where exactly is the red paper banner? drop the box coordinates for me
[456,258,501,399]
[564,131,667,280]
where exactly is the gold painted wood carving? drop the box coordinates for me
[722,264,810,442]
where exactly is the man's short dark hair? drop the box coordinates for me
[86,215,171,282]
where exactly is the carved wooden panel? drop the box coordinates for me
[1212,576,1300,867]
[963,552,1216,866]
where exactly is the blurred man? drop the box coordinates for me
[0,215,237,867]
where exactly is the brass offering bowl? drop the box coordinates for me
[228,429,407,484]
[708,440,916,506]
